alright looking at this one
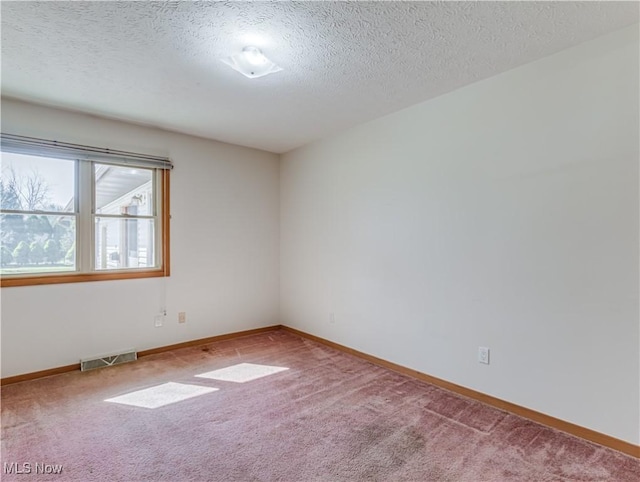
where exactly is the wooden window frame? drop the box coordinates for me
[0,165,170,288]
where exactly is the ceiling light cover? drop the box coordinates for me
[221,46,282,79]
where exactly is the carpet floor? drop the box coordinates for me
[1,330,638,481]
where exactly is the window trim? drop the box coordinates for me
[0,158,170,288]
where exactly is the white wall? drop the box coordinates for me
[280,25,640,445]
[1,98,280,378]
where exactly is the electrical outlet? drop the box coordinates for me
[478,346,490,365]
[329,312,335,324]
[178,312,186,324]
[154,314,164,327]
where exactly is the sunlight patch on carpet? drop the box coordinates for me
[104,382,218,408]
[196,362,289,383]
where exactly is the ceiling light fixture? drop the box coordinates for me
[221,46,282,79]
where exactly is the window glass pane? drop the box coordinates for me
[95,217,156,270]
[95,164,153,216]
[0,214,76,274]
[0,152,75,212]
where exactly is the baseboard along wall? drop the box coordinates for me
[0,325,280,386]
[2,324,638,458]
[278,326,639,459]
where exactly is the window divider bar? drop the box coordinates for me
[94,214,157,220]
[78,161,93,272]
[0,210,78,217]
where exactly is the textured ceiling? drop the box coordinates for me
[1,1,638,153]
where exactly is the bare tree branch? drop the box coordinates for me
[0,167,50,211]
[23,168,50,210]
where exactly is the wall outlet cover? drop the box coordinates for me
[478,346,490,364]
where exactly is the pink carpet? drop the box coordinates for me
[1,330,638,481]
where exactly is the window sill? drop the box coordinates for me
[0,268,169,287]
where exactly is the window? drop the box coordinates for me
[0,134,171,287]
